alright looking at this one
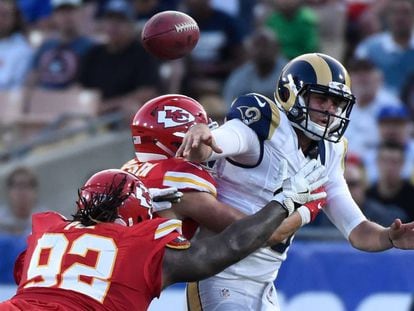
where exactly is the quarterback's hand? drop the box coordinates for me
[149,187,184,212]
[388,219,414,249]
[175,124,222,162]
[273,159,328,215]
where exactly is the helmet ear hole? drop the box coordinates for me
[278,84,290,102]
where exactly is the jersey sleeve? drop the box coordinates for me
[226,93,281,142]
[324,138,366,238]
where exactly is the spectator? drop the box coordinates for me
[0,167,45,235]
[346,58,402,157]
[181,0,245,99]
[132,0,181,29]
[400,72,414,123]
[79,0,160,120]
[343,0,384,64]
[309,152,409,229]
[354,0,414,96]
[0,0,33,89]
[211,0,256,35]
[95,0,181,31]
[25,0,94,90]
[365,105,414,183]
[222,27,287,106]
[345,153,408,226]
[307,0,347,62]
[265,0,319,59]
[366,141,414,222]
[16,0,52,26]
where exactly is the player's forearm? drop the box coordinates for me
[216,201,288,258]
[163,201,287,286]
[348,220,393,252]
[267,211,303,245]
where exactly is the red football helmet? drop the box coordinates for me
[79,169,153,226]
[131,94,209,161]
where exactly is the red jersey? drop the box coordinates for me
[8,212,187,311]
[121,158,217,239]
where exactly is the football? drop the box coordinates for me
[141,10,200,60]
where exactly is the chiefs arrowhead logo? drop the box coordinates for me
[158,106,195,128]
[135,183,152,209]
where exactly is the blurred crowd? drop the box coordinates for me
[1,0,414,277]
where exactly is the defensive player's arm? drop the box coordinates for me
[174,191,244,232]
[161,200,288,288]
[177,190,304,242]
[162,159,327,288]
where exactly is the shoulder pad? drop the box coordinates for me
[227,93,280,141]
[153,218,191,249]
[32,212,66,232]
[163,160,217,196]
[154,219,183,239]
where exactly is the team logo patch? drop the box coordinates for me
[236,106,261,125]
[158,106,195,128]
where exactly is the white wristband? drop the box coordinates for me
[297,206,311,226]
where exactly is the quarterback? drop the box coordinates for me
[0,162,326,310]
[177,53,414,310]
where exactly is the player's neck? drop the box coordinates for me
[295,128,313,152]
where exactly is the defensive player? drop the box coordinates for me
[177,53,414,310]
[0,162,325,310]
[121,94,323,241]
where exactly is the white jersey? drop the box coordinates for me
[209,93,366,283]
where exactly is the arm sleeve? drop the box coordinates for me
[324,190,367,239]
[323,140,367,238]
[208,118,261,166]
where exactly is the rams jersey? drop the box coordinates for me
[121,157,217,239]
[212,93,356,282]
[11,212,186,311]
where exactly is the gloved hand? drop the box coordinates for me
[149,187,184,212]
[296,186,327,226]
[272,159,328,216]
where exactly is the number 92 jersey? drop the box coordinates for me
[12,212,187,311]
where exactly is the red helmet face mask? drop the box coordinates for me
[131,94,209,161]
[78,169,153,227]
